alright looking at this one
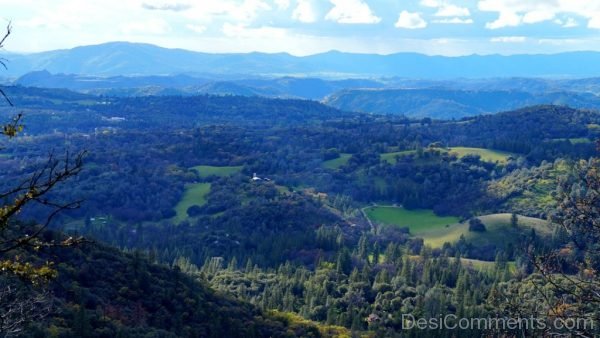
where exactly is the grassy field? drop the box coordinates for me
[458,258,516,272]
[174,183,211,222]
[550,137,592,144]
[378,147,515,165]
[447,147,514,164]
[407,255,516,272]
[364,206,460,234]
[420,213,552,248]
[587,124,600,130]
[364,207,551,249]
[268,311,353,338]
[191,165,243,178]
[323,153,351,169]
[380,150,416,164]
[567,138,592,144]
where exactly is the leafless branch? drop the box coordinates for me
[0,151,86,254]
[0,279,51,337]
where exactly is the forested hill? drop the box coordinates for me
[14,70,386,100]
[433,105,599,150]
[3,85,600,336]
[13,232,322,337]
[324,88,600,118]
[1,86,353,133]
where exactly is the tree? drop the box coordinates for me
[0,24,85,335]
[0,277,51,337]
[528,155,600,337]
[510,212,518,228]
[468,218,486,232]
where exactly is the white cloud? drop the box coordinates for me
[589,16,600,29]
[420,1,470,17]
[292,0,319,23]
[395,11,427,29]
[20,1,105,30]
[7,0,600,57]
[478,0,600,30]
[142,1,192,11]
[433,17,474,24]
[564,17,578,28]
[537,38,585,46]
[121,18,171,35]
[231,0,272,23]
[554,17,578,28]
[490,36,527,43]
[325,0,381,24]
[186,24,206,34]
[485,11,522,29]
[522,10,555,24]
[420,0,442,7]
[222,22,287,38]
[182,0,271,24]
[274,0,290,10]
[434,4,470,17]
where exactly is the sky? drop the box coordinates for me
[2,0,600,56]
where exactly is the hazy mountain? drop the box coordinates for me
[15,70,385,99]
[324,88,600,118]
[5,42,600,78]
[15,70,211,89]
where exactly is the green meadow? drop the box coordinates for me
[419,213,551,248]
[364,206,459,234]
[174,183,211,222]
[191,165,243,178]
[447,147,514,164]
[323,153,351,169]
[550,137,592,144]
[380,150,416,164]
[378,147,514,165]
[365,207,551,249]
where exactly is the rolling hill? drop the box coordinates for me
[14,70,385,99]
[11,237,317,337]
[324,88,600,118]
[5,42,600,78]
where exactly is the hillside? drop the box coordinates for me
[15,71,385,100]
[324,88,600,118]
[2,87,598,336]
[7,236,320,337]
[0,86,352,133]
[5,42,600,78]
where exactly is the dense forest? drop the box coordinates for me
[2,86,599,337]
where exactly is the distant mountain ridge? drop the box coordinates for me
[323,88,600,118]
[14,70,385,99]
[12,71,600,119]
[5,41,600,78]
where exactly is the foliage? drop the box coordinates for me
[19,239,316,337]
[468,218,486,232]
[528,157,600,337]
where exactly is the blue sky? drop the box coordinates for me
[2,0,600,55]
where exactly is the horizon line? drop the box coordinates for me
[4,40,600,58]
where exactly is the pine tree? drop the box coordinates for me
[336,249,352,275]
[510,213,519,228]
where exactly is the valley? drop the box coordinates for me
[1,44,599,338]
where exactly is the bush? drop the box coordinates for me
[468,218,486,232]
[186,205,203,217]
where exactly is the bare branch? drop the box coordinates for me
[0,279,52,337]
[0,22,11,48]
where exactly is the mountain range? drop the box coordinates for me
[11,70,600,119]
[4,41,600,78]
[324,88,600,118]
